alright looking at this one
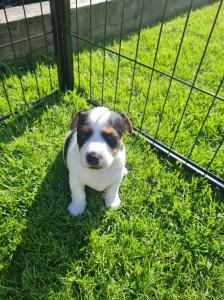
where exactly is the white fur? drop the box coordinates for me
[66,107,127,216]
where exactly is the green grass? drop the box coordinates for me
[0,2,224,299]
[1,2,223,177]
[75,1,224,178]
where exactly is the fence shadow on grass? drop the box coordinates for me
[0,90,60,144]
[133,134,224,203]
[0,55,56,80]
[0,150,106,299]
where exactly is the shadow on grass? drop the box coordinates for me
[0,91,60,144]
[0,150,106,299]
[0,55,56,80]
[133,134,224,202]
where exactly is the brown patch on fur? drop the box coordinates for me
[70,110,89,131]
[102,126,124,156]
[80,126,91,133]
[111,139,123,157]
[70,112,79,131]
[123,115,133,135]
[103,126,114,135]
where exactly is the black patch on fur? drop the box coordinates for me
[76,111,92,149]
[108,112,126,138]
[63,131,74,166]
[77,111,89,129]
[102,132,118,149]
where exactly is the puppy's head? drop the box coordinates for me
[70,107,132,169]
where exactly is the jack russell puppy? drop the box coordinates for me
[63,107,133,216]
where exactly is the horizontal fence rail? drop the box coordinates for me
[69,33,224,104]
[0,31,53,50]
[0,0,56,122]
[71,0,224,190]
[0,0,223,191]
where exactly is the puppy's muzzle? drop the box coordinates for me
[86,151,102,169]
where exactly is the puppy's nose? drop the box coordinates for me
[86,152,102,167]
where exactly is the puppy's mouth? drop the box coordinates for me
[87,165,103,170]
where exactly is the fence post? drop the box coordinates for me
[50,0,74,91]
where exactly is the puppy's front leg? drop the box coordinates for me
[68,179,86,216]
[105,180,122,209]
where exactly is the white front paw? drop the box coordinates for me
[105,196,121,209]
[123,167,128,176]
[68,200,86,216]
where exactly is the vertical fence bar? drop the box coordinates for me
[50,0,74,91]
[153,0,194,142]
[186,76,224,162]
[40,0,53,91]
[75,0,81,90]
[22,1,41,99]
[127,0,144,114]
[206,137,224,172]
[114,0,125,110]
[1,77,13,115]
[140,0,168,130]
[101,0,108,106]
[169,0,223,152]
[3,7,27,107]
[89,0,92,101]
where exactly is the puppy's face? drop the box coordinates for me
[70,107,132,169]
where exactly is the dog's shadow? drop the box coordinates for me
[1,150,106,299]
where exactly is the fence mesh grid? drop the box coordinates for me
[70,0,224,188]
[0,0,223,189]
[0,0,57,121]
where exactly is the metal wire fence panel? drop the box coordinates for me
[0,0,223,189]
[71,0,224,189]
[0,0,58,121]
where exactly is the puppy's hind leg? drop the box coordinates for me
[68,179,86,216]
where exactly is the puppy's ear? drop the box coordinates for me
[119,112,133,135]
[70,109,89,131]
[70,111,80,131]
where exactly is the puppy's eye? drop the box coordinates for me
[77,128,92,147]
[78,128,91,137]
[102,133,118,149]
